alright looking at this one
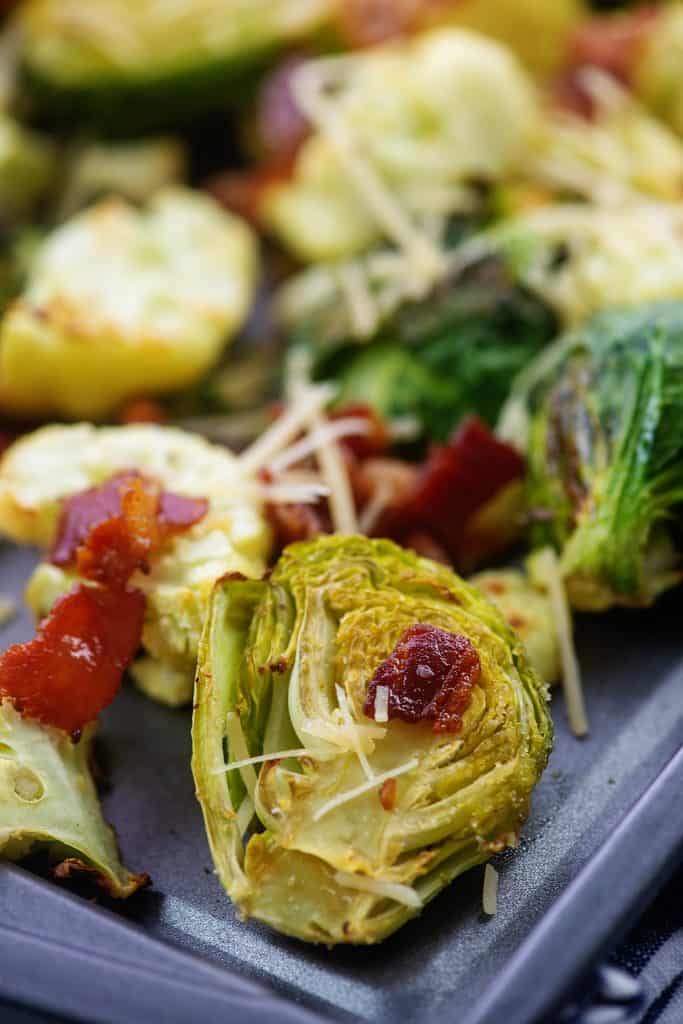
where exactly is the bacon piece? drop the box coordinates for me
[0,584,145,736]
[50,470,207,571]
[118,398,167,425]
[376,417,525,569]
[331,403,390,461]
[363,624,480,733]
[266,501,331,553]
[567,7,658,86]
[0,472,208,734]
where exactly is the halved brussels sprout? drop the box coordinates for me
[470,568,560,686]
[17,0,333,131]
[500,301,683,610]
[0,423,270,705]
[193,535,552,944]
[262,28,536,262]
[0,700,145,896]
[0,188,256,419]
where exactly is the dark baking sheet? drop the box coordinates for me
[0,541,681,1024]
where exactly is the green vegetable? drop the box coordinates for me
[193,535,552,944]
[283,256,557,440]
[0,701,145,896]
[500,301,683,609]
[18,0,332,132]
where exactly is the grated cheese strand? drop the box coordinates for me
[313,758,418,822]
[334,870,422,909]
[268,417,371,474]
[335,683,374,781]
[238,383,335,473]
[536,547,589,738]
[482,863,499,916]
[224,712,258,799]
[373,685,389,724]
[211,748,310,774]
[292,60,446,288]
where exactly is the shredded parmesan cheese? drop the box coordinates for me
[335,683,374,780]
[482,863,498,916]
[313,757,417,822]
[292,59,446,289]
[238,383,335,473]
[334,870,422,909]
[268,417,370,474]
[301,716,386,751]
[211,748,310,774]
[535,547,589,738]
[224,712,257,799]
[373,685,389,724]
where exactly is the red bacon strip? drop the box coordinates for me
[0,472,208,735]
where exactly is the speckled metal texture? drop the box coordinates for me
[0,542,681,1023]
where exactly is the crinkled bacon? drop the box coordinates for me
[0,472,208,735]
[554,7,659,117]
[50,470,208,573]
[363,624,480,733]
[376,417,525,568]
[0,584,146,736]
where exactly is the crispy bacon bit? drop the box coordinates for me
[0,584,145,735]
[379,777,397,811]
[0,472,208,734]
[50,470,208,570]
[567,7,658,86]
[256,54,311,159]
[206,153,297,227]
[332,403,390,461]
[377,417,525,569]
[363,624,480,733]
[118,398,167,425]
[554,7,659,117]
[266,501,331,553]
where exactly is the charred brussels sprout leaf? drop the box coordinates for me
[501,301,683,609]
[0,701,146,896]
[193,535,552,945]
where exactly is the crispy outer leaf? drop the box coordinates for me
[502,301,683,608]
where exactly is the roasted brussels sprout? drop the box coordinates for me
[0,700,145,896]
[0,188,256,419]
[500,301,683,610]
[193,535,552,944]
[280,253,558,440]
[262,28,536,262]
[0,424,270,705]
[470,568,560,686]
[17,0,333,131]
